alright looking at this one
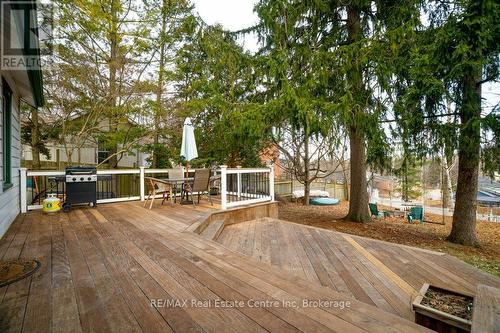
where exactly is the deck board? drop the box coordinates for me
[217,218,500,322]
[0,212,37,332]
[0,201,450,332]
[22,211,53,333]
[471,284,500,333]
[50,214,82,333]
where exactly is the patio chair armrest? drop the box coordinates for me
[146,177,174,191]
[145,177,170,184]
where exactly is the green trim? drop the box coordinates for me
[25,1,44,107]
[2,183,13,192]
[27,68,44,107]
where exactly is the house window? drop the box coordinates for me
[2,78,13,190]
[97,150,109,164]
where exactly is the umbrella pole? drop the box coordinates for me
[182,161,193,204]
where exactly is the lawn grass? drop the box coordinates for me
[278,201,500,277]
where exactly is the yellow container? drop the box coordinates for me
[42,194,61,213]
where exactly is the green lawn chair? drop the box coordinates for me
[369,203,390,219]
[407,206,424,224]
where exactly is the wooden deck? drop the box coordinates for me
[217,218,500,321]
[0,200,496,332]
[471,285,500,332]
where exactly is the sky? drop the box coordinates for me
[191,0,260,52]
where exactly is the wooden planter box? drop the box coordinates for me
[413,283,473,333]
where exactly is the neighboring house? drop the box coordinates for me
[477,177,500,207]
[259,144,282,178]
[371,174,396,198]
[1,1,44,236]
[424,189,442,201]
[22,116,151,168]
[318,159,350,184]
[22,142,150,168]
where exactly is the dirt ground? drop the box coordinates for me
[278,201,500,277]
[421,286,474,320]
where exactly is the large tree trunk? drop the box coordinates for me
[447,73,480,246]
[31,107,41,169]
[345,125,370,222]
[344,5,370,222]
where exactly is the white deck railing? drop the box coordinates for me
[220,165,274,209]
[20,166,274,212]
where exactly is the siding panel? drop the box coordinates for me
[0,76,22,237]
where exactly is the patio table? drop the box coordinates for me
[159,176,220,204]
[157,178,192,204]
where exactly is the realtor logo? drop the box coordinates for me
[1,1,54,70]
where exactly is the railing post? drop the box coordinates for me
[20,168,28,213]
[139,166,145,201]
[268,163,275,201]
[236,166,242,198]
[220,165,227,210]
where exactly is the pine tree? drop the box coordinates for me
[255,0,420,215]
[175,24,266,167]
[402,0,500,245]
[254,0,344,205]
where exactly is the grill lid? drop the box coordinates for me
[65,166,97,175]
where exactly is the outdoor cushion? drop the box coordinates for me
[309,197,340,206]
[293,190,329,198]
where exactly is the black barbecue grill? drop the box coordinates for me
[63,166,97,212]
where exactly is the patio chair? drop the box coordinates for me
[407,206,424,224]
[182,169,213,207]
[369,203,390,219]
[168,168,184,180]
[167,168,184,202]
[144,177,173,209]
[209,175,221,196]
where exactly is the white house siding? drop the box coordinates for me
[22,144,97,165]
[117,147,151,168]
[22,143,151,168]
[0,74,22,237]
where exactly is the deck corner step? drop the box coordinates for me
[199,219,225,241]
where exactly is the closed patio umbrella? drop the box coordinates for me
[180,117,198,176]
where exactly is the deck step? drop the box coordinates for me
[200,220,225,241]
[471,284,500,333]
